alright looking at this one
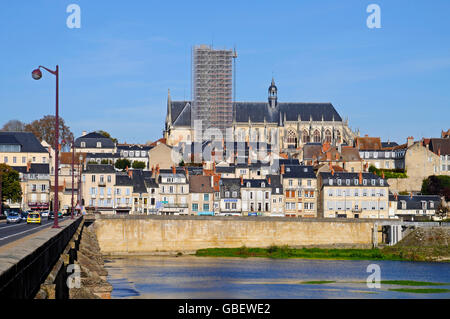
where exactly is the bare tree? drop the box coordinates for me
[1,120,26,132]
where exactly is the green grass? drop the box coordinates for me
[195,245,408,261]
[300,281,336,285]
[389,288,450,294]
[381,280,446,286]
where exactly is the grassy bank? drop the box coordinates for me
[195,245,449,262]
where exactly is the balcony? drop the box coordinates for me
[98,181,106,187]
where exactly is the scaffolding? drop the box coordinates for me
[192,45,236,137]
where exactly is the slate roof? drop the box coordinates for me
[117,144,153,151]
[234,102,342,123]
[282,165,316,179]
[142,171,159,188]
[130,169,147,193]
[84,164,116,174]
[215,166,235,174]
[381,141,399,148]
[74,132,115,149]
[389,195,441,210]
[170,101,342,127]
[12,164,49,174]
[0,132,48,153]
[320,172,388,187]
[115,173,134,186]
[86,152,120,159]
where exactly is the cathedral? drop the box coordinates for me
[164,79,358,150]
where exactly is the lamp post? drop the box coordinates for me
[71,140,75,219]
[32,65,60,228]
[78,154,83,215]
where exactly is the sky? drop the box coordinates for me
[0,0,449,144]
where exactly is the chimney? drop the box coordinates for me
[172,165,176,174]
[268,177,271,185]
[331,168,335,176]
[410,192,413,199]
[281,164,285,175]
[82,131,87,136]
[240,175,243,186]
[407,136,414,147]
[26,161,31,172]
[359,171,363,185]
[213,162,216,173]
[211,175,214,188]
[382,171,385,179]
[151,166,154,177]
[128,169,132,178]
[185,166,189,179]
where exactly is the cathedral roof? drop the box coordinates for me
[169,101,342,127]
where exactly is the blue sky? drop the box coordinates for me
[1,0,449,144]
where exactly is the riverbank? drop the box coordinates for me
[195,245,450,262]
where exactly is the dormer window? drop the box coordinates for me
[286,167,291,172]
[261,182,265,188]
[371,179,376,186]
[81,142,86,148]
[329,179,333,185]
[337,179,342,185]
[97,142,102,148]
[345,179,350,185]
[354,179,359,185]
[380,180,384,186]
[363,179,367,185]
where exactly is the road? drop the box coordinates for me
[0,217,67,247]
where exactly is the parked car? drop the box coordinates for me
[20,211,29,221]
[6,212,21,224]
[40,211,49,218]
[27,212,41,225]
[48,211,63,220]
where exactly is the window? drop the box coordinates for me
[97,142,102,148]
[13,157,16,164]
[346,179,350,186]
[107,175,111,183]
[204,194,209,201]
[203,204,209,211]
[81,142,86,148]
[371,179,376,186]
[325,130,332,143]
[192,204,198,211]
[337,179,342,186]
[329,179,333,186]
[92,175,96,182]
[3,156,7,163]
[22,156,26,163]
[225,191,230,198]
[307,180,311,186]
[231,203,237,210]
[313,130,321,143]
[247,182,251,187]
[363,179,367,185]
[302,130,310,143]
[232,191,237,198]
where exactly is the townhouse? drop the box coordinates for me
[388,194,442,221]
[281,164,317,217]
[318,171,389,219]
[188,175,215,215]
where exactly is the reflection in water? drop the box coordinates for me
[105,256,450,299]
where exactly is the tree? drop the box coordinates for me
[132,161,146,169]
[101,159,111,165]
[97,130,118,144]
[0,164,22,205]
[1,120,26,132]
[24,115,73,149]
[421,175,450,201]
[115,158,131,171]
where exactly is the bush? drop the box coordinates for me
[369,165,407,179]
[115,158,131,171]
[132,161,146,169]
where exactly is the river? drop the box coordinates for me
[104,256,450,299]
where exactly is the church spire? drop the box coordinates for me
[165,89,172,129]
[268,78,278,108]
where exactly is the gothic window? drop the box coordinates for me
[336,130,341,143]
[325,130,332,143]
[313,130,321,143]
[287,129,297,144]
[302,130,309,143]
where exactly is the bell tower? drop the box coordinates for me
[268,78,277,108]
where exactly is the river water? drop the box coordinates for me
[104,256,450,299]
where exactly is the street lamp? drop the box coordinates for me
[32,65,60,228]
[78,154,83,215]
[71,140,75,219]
